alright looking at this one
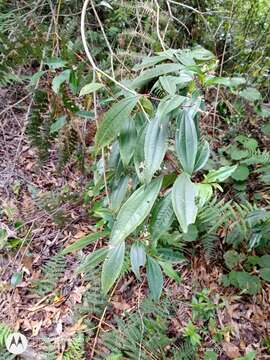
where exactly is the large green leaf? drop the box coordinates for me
[133,53,174,71]
[157,95,186,118]
[239,87,261,102]
[110,177,163,245]
[194,140,210,172]
[110,176,129,213]
[95,96,138,150]
[203,165,237,183]
[146,256,164,301]
[172,173,198,233]
[130,243,146,280]
[76,247,108,272]
[144,116,168,183]
[79,82,104,96]
[62,230,109,254]
[101,242,125,294]
[119,117,137,167]
[175,109,198,175]
[150,192,174,242]
[134,124,147,182]
[131,63,183,89]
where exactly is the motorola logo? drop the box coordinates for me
[5,332,28,355]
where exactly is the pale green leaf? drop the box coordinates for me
[150,192,174,241]
[204,165,237,183]
[50,115,67,134]
[101,242,125,294]
[194,140,210,172]
[131,63,183,89]
[172,173,198,233]
[144,116,168,183]
[110,176,129,213]
[146,256,163,301]
[175,109,198,175]
[79,82,104,96]
[62,230,109,255]
[239,87,261,102]
[157,95,186,118]
[119,117,137,166]
[130,243,146,280]
[52,69,71,94]
[110,177,162,245]
[77,248,108,272]
[95,96,138,150]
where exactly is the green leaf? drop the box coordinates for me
[144,116,168,183]
[172,173,198,233]
[119,117,137,167]
[110,176,129,213]
[11,272,23,287]
[228,271,261,295]
[191,47,215,60]
[110,177,162,245]
[95,96,138,150]
[262,123,270,136]
[52,69,71,94]
[224,250,244,270]
[175,109,198,175]
[45,57,67,69]
[29,70,46,86]
[131,63,183,89]
[159,261,181,283]
[236,351,256,360]
[204,165,237,183]
[62,230,109,254]
[205,76,246,88]
[130,243,146,280]
[239,87,261,102]
[159,76,177,95]
[50,115,67,134]
[134,124,147,182]
[77,247,108,272]
[146,256,163,301]
[157,95,186,118]
[133,53,172,71]
[260,268,270,282]
[150,192,174,241]
[257,255,270,268]
[231,165,250,181]
[196,183,213,207]
[79,82,104,96]
[101,242,125,294]
[194,140,210,172]
[204,350,218,360]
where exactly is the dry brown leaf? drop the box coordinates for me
[222,342,241,359]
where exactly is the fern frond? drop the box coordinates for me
[63,333,85,360]
[32,253,66,296]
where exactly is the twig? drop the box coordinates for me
[154,0,166,51]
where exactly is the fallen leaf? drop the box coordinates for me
[222,342,241,359]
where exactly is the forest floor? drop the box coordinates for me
[0,86,270,359]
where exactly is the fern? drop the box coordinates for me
[27,90,52,162]
[63,333,85,360]
[242,149,270,165]
[32,253,66,296]
[95,298,195,360]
